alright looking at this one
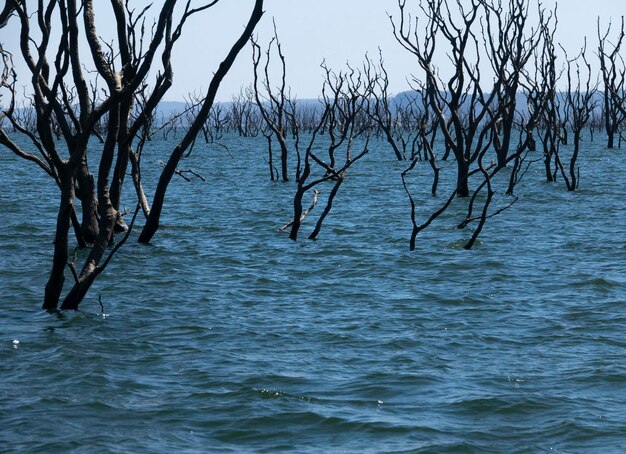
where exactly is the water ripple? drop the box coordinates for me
[1,135,625,452]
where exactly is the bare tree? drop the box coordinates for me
[597,16,626,149]
[534,7,562,182]
[392,92,425,160]
[228,85,260,137]
[137,0,264,244]
[392,0,501,198]
[0,0,264,310]
[365,50,405,160]
[251,21,293,182]
[481,0,540,169]
[289,62,373,240]
[393,0,552,250]
[557,41,599,191]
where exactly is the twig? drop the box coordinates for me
[462,195,519,226]
[66,247,80,285]
[176,168,206,182]
[97,204,141,275]
[159,160,206,182]
[278,189,320,232]
[214,141,233,158]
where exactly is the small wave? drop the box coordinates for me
[446,395,554,415]
[571,276,624,289]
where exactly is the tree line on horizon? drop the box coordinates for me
[0,0,624,311]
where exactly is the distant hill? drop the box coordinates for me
[391,90,529,114]
[391,89,604,117]
[157,101,188,118]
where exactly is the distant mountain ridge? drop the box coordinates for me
[159,89,604,119]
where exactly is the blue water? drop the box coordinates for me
[1,134,625,452]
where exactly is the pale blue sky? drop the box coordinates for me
[1,0,624,102]
[168,0,624,101]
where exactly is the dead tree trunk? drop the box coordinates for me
[139,0,264,244]
[288,61,372,241]
[1,1,265,310]
[597,17,626,149]
[251,21,293,182]
[559,41,598,191]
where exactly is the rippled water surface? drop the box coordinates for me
[1,134,625,452]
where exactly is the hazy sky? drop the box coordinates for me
[1,0,624,102]
[167,0,624,101]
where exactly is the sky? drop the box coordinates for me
[1,0,624,102]
[166,0,625,101]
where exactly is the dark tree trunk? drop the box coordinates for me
[289,157,311,240]
[569,132,581,191]
[289,188,305,240]
[138,144,183,243]
[138,0,264,244]
[61,102,122,310]
[308,178,344,240]
[456,159,469,197]
[43,168,74,310]
[383,127,404,160]
[607,130,615,149]
[544,152,555,182]
[110,100,133,229]
[76,158,99,244]
[266,135,275,181]
[61,201,117,310]
[278,134,289,182]
[495,112,515,169]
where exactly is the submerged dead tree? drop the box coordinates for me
[392,0,501,198]
[289,62,373,240]
[482,0,540,169]
[597,16,626,149]
[558,41,599,191]
[393,0,501,251]
[229,86,260,137]
[0,0,264,310]
[365,50,405,160]
[137,1,264,244]
[251,22,293,182]
[534,7,563,182]
[392,0,555,250]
